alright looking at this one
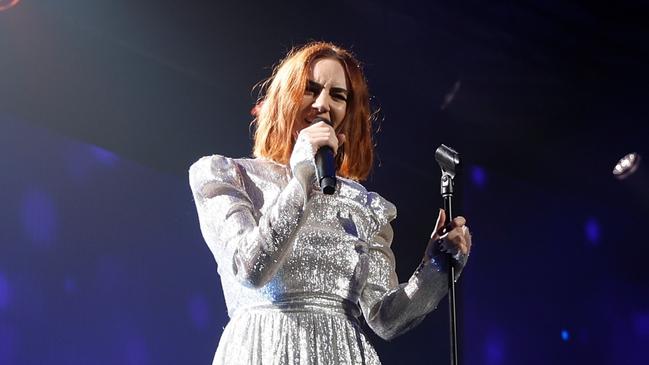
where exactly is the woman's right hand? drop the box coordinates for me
[296,120,346,156]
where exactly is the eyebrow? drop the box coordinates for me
[308,80,349,96]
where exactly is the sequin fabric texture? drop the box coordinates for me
[189,135,467,365]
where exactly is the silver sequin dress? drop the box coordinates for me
[189,135,468,365]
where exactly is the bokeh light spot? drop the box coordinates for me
[485,329,505,365]
[561,329,570,341]
[64,277,77,294]
[471,166,487,189]
[585,218,600,246]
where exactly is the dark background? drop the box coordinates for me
[1,0,648,364]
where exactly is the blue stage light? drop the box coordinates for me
[585,218,600,246]
[561,329,570,341]
[64,277,77,294]
[471,166,487,188]
[485,331,505,365]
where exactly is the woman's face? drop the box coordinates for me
[294,57,349,136]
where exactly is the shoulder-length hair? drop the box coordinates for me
[251,41,375,181]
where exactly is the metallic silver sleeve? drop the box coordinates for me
[360,193,470,340]
[189,136,317,288]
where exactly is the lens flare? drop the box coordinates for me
[0,0,21,12]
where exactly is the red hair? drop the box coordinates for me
[251,41,375,181]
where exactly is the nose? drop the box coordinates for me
[311,89,331,118]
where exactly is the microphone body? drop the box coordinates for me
[312,117,337,194]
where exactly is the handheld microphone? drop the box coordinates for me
[312,117,337,194]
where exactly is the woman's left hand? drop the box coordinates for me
[428,209,472,258]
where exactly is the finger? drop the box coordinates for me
[311,122,333,130]
[457,227,472,255]
[458,243,468,255]
[436,209,446,231]
[431,209,446,239]
[309,134,335,142]
[458,235,468,254]
[446,226,461,242]
[302,124,331,135]
[338,133,346,146]
[330,138,339,154]
[303,127,331,135]
[306,128,336,137]
[448,230,468,255]
[452,216,466,228]
[307,132,335,141]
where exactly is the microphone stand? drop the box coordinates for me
[435,144,461,365]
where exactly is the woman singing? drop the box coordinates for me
[189,41,472,365]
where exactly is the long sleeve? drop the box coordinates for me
[188,136,318,288]
[359,192,470,341]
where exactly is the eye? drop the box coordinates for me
[306,81,322,96]
[332,93,347,102]
[305,86,317,96]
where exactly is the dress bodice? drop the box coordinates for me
[192,156,395,319]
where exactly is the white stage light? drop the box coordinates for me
[613,153,641,180]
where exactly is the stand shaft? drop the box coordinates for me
[444,196,458,365]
